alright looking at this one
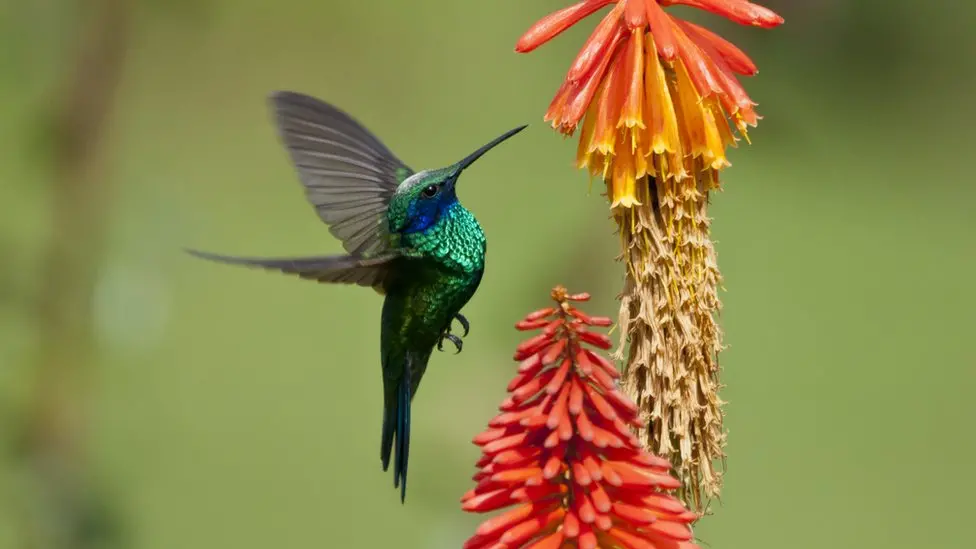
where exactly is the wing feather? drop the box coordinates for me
[185,249,398,291]
[270,91,413,257]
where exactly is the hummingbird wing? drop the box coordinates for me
[269,91,413,257]
[185,249,398,290]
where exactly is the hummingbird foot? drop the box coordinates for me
[436,333,463,355]
[453,313,470,338]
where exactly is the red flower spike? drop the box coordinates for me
[462,287,699,548]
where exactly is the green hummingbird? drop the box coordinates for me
[188,91,525,502]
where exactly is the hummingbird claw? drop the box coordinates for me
[437,333,463,354]
[454,313,470,338]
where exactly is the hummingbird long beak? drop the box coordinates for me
[451,125,528,177]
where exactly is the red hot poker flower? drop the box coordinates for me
[514,1,783,510]
[516,0,783,207]
[462,287,699,548]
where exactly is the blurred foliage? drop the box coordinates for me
[1,0,975,548]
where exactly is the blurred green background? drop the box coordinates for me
[1,0,974,548]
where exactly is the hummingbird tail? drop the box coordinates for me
[381,367,412,504]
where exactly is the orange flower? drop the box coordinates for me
[462,287,699,548]
[516,0,783,206]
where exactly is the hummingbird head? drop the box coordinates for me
[388,125,527,235]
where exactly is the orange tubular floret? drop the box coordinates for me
[619,28,645,130]
[643,31,681,154]
[662,0,784,28]
[671,19,723,99]
[591,53,627,156]
[644,0,678,60]
[567,4,625,82]
[562,29,627,131]
[678,19,758,75]
[676,20,757,108]
[516,0,616,52]
[624,0,647,27]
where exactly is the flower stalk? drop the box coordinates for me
[462,286,699,548]
[516,0,783,511]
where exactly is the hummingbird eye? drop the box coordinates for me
[420,184,440,199]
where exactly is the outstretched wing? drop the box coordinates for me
[186,249,399,291]
[270,91,414,256]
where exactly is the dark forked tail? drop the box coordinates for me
[380,360,412,503]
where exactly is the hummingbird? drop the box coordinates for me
[187,91,526,502]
